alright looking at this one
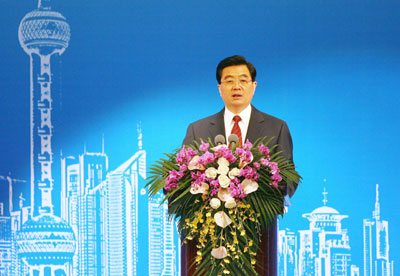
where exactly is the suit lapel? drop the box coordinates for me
[246,106,264,143]
[212,106,264,144]
[208,108,225,142]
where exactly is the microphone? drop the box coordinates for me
[214,135,225,145]
[228,134,239,148]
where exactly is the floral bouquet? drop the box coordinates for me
[146,137,300,275]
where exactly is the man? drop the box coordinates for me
[181,55,296,275]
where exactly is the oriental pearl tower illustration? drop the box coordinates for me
[16,0,76,275]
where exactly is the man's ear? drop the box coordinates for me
[252,81,257,94]
[217,84,222,96]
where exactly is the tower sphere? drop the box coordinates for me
[18,7,70,56]
[16,214,76,266]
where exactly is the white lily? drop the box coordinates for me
[217,188,233,202]
[188,156,205,171]
[242,179,259,194]
[214,211,232,228]
[211,246,228,259]
[190,182,209,195]
[211,144,228,151]
[225,197,237,209]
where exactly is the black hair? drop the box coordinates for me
[216,55,256,84]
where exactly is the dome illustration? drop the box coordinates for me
[311,206,339,215]
[16,214,76,266]
[18,7,70,55]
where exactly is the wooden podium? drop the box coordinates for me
[180,222,278,276]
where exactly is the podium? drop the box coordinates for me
[180,223,278,276]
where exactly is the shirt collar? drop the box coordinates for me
[224,104,252,125]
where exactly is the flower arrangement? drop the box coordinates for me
[146,137,300,275]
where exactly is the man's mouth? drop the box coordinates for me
[232,94,242,99]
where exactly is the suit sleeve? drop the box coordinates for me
[277,122,293,163]
[277,122,298,198]
[182,123,195,146]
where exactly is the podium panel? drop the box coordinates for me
[181,223,277,276]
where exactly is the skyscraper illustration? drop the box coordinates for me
[299,189,352,276]
[59,126,180,276]
[0,213,11,276]
[279,187,358,276]
[0,176,14,276]
[278,228,298,276]
[18,0,70,217]
[16,0,76,275]
[61,129,147,276]
[99,147,146,276]
[0,176,31,276]
[350,265,360,276]
[61,151,108,276]
[363,184,394,276]
[148,195,177,276]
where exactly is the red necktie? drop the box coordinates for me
[231,115,242,147]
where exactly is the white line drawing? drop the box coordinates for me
[280,187,356,276]
[279,184,394,276]
[15,0,75,275]
[363,184,394,276]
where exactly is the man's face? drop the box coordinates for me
[218,65,257,114]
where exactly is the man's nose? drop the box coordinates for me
[232,80,241,89]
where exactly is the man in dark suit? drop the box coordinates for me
[181,55,296,275]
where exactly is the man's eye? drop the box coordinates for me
[240,79,249,84]
[226,80,234,84]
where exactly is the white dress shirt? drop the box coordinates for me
[223,105,252,145]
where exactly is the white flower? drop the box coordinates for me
[210,198,221,209]
[239,153,253,168]
[217,157,230,167]
[190,182,209,195]
[218,175,231,188]
[188,156,205,171]
[211,144,228,151]
[205,167,218,179]
[225,198,237,209]
[217,165,229,176]
[228,167,240,179]
[217,188,232,202]
[211,246,228,259]
[242,179,259,194]
[214,211,232,228]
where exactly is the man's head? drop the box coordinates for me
[216,55,256,84]
[216,55,257,114]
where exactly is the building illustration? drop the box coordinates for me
[0,176,30,276]
[0,1,396,276]
[279,188,357,276]
[149,195,177,276]
[279,185,394,276]
[363,184,394,276]
[298,189,352,276]
[0,1,179,274]
[61,131,149,276]
[278,228,298,276]
[14,0,76,275]
[59,128,177,276]
[18,0,70,218]
[61,150,108,276]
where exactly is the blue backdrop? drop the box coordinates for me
[0,0,398,275]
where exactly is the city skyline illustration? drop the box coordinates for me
[0,1,177,275]
[0,0,398,276]
[279,184,394,276]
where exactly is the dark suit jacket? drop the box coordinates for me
[180,105,296,276]
[183,105,295,195]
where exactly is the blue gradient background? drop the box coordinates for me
[1,0,399,273]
